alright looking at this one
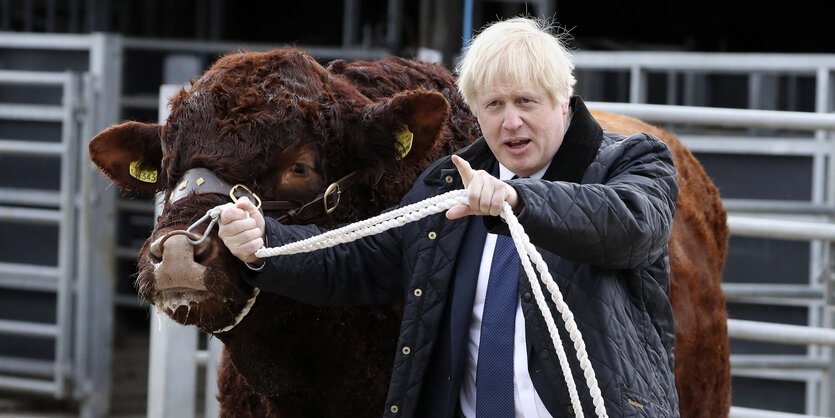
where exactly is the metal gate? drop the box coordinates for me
[0,68,81,399]
[0,32,121,417]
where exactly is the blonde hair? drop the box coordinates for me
[456,17,576,111]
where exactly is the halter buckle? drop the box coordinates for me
[324,182,341,214]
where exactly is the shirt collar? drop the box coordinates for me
[499,160,551,181]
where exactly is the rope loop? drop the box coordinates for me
[200,189,608,417]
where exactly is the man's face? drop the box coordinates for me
[474,83,569,178]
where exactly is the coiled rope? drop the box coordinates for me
[199,189,608,417]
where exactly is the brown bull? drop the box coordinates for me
[88,48,730,417]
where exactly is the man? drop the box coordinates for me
[219,17,679,418]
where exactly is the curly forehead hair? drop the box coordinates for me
[455,17,576,111]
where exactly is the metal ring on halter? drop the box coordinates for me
[229,184,262,209]
[323,182,341,214]
[186,211,218,246]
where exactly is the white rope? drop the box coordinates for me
[203,189,608,417]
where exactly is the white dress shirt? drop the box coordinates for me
[459,161,554,418]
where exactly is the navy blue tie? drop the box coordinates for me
[476,233,519,417]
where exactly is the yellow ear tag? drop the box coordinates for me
[395,125,414,160]
[129,160,158,183]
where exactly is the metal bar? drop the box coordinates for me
[0,376,57,395]
[0,70,70,85]
[204,337,223,418]
[731,368,822,382]
[147,308,198,418]
[462,0,474,49]
[722,283,824,299]
[730,406,826,418]
[0,104,65,122]
[824,241,835,415]
[575,51,835,72]
[195,349,209,366]
[0,187,62,207]
[629,65,645,104]
[0,32,93,49]
[0,276,58,292]
[728,216,835,242]
[0,205,61,223]
[53,72,79,398]
[0,319,58,338]
[0,140,65,156]
[587,102,835,131]
[723,199,835,216]
[678,135,833,156]
[731,354,829,370]
[724,297,824,309]
[0,261,60,280]
[78,34,121,417]
[0,356,55,377]
[728,319,835,346]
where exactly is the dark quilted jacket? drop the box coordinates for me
[246,97,680,417]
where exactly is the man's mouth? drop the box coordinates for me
[505,138,530,149]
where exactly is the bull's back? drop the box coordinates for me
[592,109,731,417]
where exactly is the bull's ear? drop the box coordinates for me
[88,121,164,195]
[356,90,449,167]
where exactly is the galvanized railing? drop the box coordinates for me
[0,69,82,399]
[591,101,835,417]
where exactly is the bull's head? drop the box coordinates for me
[88,48,450,334]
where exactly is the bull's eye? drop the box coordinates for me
[291,163,309,174]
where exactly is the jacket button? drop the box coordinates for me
[402,346,411,355]
[445,175,454,184]
[428,231,437,239]
[413,288,422,297]
[522,292,532,303]
[390,405,399,413]
[539,349,549,360]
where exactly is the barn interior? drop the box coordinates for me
[1,0,835,417]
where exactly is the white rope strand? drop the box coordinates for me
[255,190,468,258]
[202,189,608,417]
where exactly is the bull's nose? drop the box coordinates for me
[153,234,208,291]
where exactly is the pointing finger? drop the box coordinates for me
[451,155,474,188]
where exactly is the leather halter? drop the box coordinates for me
[169,167,359,225]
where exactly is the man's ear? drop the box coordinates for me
[88,121,164,195]
[351,89,449,171]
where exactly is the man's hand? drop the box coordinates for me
[446,155,520,220]
[218,196,266,265]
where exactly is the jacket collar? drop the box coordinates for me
[424,96,603,184]
[542,96,603,183]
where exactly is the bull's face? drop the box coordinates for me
[88,48,449,333]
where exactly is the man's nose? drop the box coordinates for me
[502,106,523,130]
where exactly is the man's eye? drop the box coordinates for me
[291,163,308,174]
[520,97,532,104]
